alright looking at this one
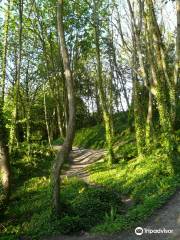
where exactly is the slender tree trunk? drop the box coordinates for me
[59,42,68,136]
[43,85,52,147]
[95,85,102,122]
[1,0,11,105]
[26,107,31,156]
[146,91,153,147]
[26,109,30,143]
[10,0,23,149]
[15,0,23,141]
[107,26,115,136]
[93,0,115,164]
[63,82,69,133]
[129,1,146,155]
[57,105,63,138]
[0,0,11,210]
[132,66,146,155]
[51,0,76,214]
[24,59,31,151]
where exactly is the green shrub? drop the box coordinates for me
[60,178,122,233]
[70,187,121,230]
[58,216,82,234]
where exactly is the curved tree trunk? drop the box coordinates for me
[51,0,75,214]
[0,0,11,211]
[0,106,11,211]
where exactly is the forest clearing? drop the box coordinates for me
[0,0,180,239]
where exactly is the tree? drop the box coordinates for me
[9,0,24,149]
[51,0,76,214]
[92,0,115,164]
[145,0,175,151]
[0,0,11,211]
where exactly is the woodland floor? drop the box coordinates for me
[43,147,180,240]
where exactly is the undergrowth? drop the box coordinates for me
[72,112,130,150]
[1,126,180,239]
[73,124,105,149]
[0,144,122,239]
[88,148,180,233]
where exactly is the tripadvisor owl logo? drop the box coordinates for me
[135,227,144,235]
[135,227,174,235]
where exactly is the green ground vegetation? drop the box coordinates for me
[1,123,180,239]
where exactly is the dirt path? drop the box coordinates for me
[60,147,105,181]
[45,147,180,240]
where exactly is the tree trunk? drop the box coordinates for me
[0,0,11,211]
[129,1,146,155]
[145,0,175,151]
[93,0,115,164]
[1,0,11,105]
[132,69,146,155]
[56,104,65,139]
[107,26,115,136]
[146,91,153,147]
[51,0,75,214]
[10,0,23,149]
[0,106,11,211]
[43,85,52,147]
